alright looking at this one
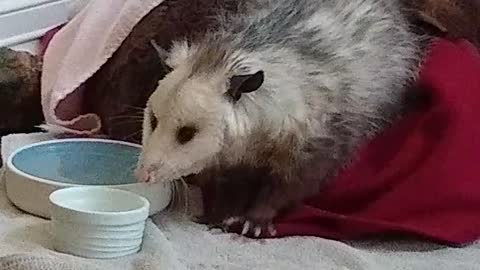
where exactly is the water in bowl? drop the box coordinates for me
[11,141,140,185]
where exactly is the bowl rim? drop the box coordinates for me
[6,138,142,187]
[49,186,150,217]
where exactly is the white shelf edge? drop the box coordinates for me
[0,0,88,48]
[0,25,61,48]
[0,0,59,15]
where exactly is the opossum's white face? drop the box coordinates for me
[134,46,265,183]
[136,72,228,182]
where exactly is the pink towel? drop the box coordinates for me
[41,0,165,135]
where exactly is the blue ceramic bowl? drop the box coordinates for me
[5,139,172,218]
[10,139,140,185]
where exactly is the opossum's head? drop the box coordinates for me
[135,41,265,183]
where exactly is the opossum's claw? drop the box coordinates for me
[223,216,242,226]
[220,216,277,238]
[267,223,277,236]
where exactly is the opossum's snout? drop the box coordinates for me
[134,157,200,184]
[134,159,202,184]
[134,162,154,183]
[134,157,165,184]
[134,126,222,184]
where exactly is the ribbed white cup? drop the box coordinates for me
[49,186,150,259]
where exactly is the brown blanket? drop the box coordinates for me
[406,0,480,47]
[0,48,42,137]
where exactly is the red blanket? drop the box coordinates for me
[275,38,480,246]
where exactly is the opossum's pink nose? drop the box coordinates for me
[134,163,157,183]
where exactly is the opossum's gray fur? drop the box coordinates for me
[210,0,420,156]
[138,0,423,232]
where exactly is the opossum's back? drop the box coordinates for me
[235,0,419,79]
[233,0,420,99]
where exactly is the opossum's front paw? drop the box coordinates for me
[221,206,278,238]
[222,216,277,238]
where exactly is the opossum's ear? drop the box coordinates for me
[150,39,173,74]
[227,70,264,102]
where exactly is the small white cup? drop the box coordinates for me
[49,186,150,259]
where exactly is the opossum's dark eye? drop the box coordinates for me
[150,114,158,130]
[176,126,197,144]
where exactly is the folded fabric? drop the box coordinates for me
[40,0,166,135]
[273,38,480,246]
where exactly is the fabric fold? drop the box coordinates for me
[41,0,165,134]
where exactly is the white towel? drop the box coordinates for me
[0,133,185,270]
[1,133,480,270]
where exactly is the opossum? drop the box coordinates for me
[135,0,424,237]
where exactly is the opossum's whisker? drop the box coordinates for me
[177,177,190,217]
[108,120,144,128]
[119,104,146,112]
[109,118,144,125]
[121,130,143,141]
[168,181,179,211]
[162,159,190,216]
[108,114,144,120]
[167,180,184,213]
